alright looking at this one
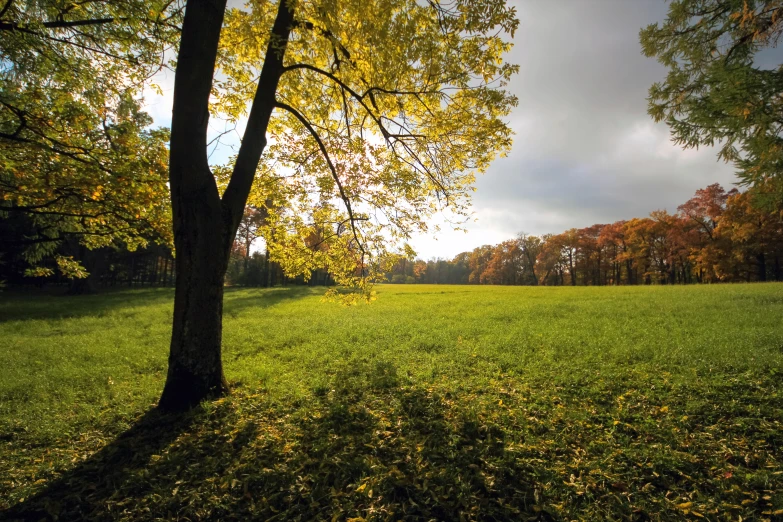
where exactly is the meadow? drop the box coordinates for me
[1,284,782,521]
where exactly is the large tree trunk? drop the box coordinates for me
[158,0,230,411]
[568,252,576,286]
[159,172,230,410]
[266,244,273,287]
[524,250,537,285]
[244,246,251,277]
[159,0,294,411]
[756,252,767,282]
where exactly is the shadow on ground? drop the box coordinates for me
[222,286,322,317]
[0,287,175,323]
[0,286,317,324]
[2,361,545,522]
[2,407,199,521]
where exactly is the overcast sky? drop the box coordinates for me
[144,0,741,260]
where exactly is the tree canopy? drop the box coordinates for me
[640,0,783,201]
[213,0,519,294]
[0,0,181,275]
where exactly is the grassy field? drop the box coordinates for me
[1,284,782,521]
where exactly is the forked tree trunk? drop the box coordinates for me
[158,0,230,411]
[159,0,294,411]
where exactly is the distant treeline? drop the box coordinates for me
[224,250,333,288]
[387,183,783,286]
[4,182,781,290]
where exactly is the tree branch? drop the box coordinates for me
[0,17,114,31]
[282,63,430,140]
[291,20,352,70]
[274,100,364,255]
[221,0,295,252]
[0,0,13,20]
[0,22,140,63]
[282,63,391,140]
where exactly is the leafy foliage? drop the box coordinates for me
[640,0,783,193]
[0,0,182,272]
[212,0,519,295]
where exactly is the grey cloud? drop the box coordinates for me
[410,0,741,260]
[140,0,749,260]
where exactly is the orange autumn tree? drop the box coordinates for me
[401,183,782,286]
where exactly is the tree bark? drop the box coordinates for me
[159,0,294,411]
[523,248,537,285]
[568,251,576,286]
[266,245,273,287]
[244,242,251,276]
[159,0,229,411]
[757,252,767,282]
[160,200,229,410]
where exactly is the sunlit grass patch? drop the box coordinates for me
[1,283,782,520]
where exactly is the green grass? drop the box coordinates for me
[1,284,782,521]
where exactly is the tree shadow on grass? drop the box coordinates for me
[2,361,548,521]
[2,407,199,521]
[222,286,320,317]
[0,286,316,324]
[0,287,175,324]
